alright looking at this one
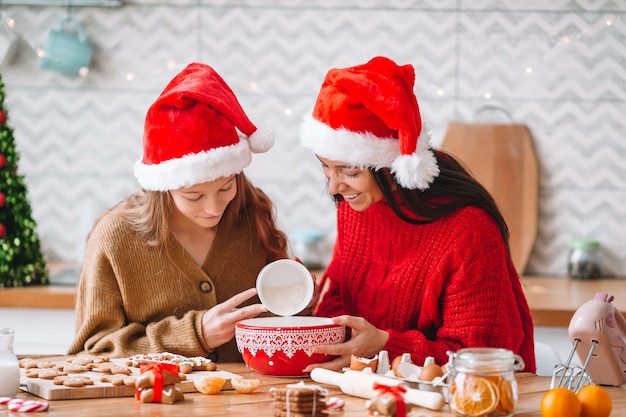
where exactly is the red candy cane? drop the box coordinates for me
[326,396,345,410]
[1,398,49,412]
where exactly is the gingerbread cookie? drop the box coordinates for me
[60,363,87,374]
[273,384,328,417]
[88,362,132,375]
[19,358,38,369]
[274,411,327,417]
[135,369,181,389]
[36,368,67,380]
[100,375,136,387]
[274,399,327,413]
[138,385,184,404]
[126,352,217,374]
[66,355,110,366]
[53,375,94,387]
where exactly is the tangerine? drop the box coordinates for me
[231,377,261,394]
[493,377,516,415]
[193,377,225,395]
[540,387,582,417]
[577,384,612,417]
[450,375,500,417]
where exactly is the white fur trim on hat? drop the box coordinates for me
[301,113,439,190]
[391,129,439,190]
[247,125,275,153]
[134,137,252,191]
[300,113,398,168]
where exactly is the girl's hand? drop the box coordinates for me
[303,315,389,373]
[201,287,267,350]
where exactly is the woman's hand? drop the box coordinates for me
[303,315,389,373]
[201,287,267,350]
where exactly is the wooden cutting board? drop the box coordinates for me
[439,122,539,274]
[20,358,241,400]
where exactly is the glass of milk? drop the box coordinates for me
[0,328,20,396]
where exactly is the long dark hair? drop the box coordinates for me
[332,150,510,253]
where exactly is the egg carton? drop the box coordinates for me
[348,351,450,401]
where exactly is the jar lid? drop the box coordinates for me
[448,348,525,372]
[568,239,600,249]
[256,259,313,316]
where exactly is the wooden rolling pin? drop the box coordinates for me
[310,368,445,411]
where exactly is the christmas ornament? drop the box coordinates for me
[0,110,5,125]
[0,153,6,168]
[0,223,5,238]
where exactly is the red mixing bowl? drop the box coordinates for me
[235,316,346,377]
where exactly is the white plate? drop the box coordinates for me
[256,259,313,316]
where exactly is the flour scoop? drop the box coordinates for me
[552,292,626,391]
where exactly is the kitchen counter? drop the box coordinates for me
[0,285,75,309]
[2,274,625,328]
[521,275,626,326]
[0,262,76,309]
[4,361,625,416]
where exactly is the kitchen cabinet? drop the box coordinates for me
[0,277,75,355]
[0,307,75,355]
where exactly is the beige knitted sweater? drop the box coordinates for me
[67,208,269,362]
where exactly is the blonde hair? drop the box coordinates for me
[107,173,287,261]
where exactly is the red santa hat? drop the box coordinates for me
[299,56,439,190]
[134,62,274,191]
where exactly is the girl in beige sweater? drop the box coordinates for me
[68,63,288,362]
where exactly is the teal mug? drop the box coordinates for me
[40,17,93,76]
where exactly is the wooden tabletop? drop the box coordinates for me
[3,362,625,416]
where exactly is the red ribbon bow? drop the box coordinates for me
[372,383,408,417]
[135,362,179,403]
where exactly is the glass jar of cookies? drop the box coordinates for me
[0,328,20,397]
[447,348,525,417]
[567,239,601,280]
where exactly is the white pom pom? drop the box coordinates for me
[248,125,275,153]
[391,149,439,190]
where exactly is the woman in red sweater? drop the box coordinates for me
[300,56,536,373]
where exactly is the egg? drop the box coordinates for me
[390,353,413,377]
[418,363,444,382]
[350,354,378,372]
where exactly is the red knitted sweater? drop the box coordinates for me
[316,199,536,373]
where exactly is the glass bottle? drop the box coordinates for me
[447,348,525,417]
[567,239,601,280]
[289,229,325,271]
[0,327,20,397]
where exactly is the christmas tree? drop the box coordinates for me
[0,75,49,287]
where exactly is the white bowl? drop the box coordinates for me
[256,259,313,316]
